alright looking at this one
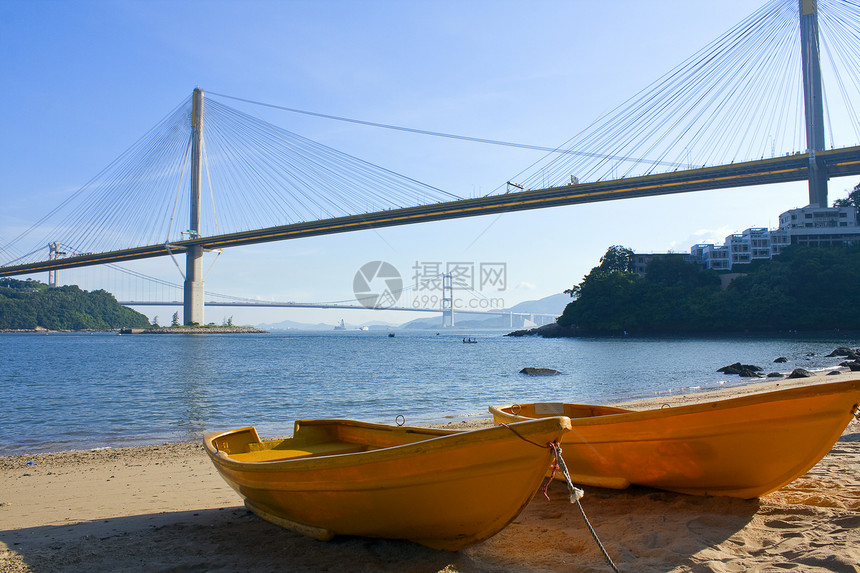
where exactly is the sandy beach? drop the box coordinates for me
[2,372,858,572]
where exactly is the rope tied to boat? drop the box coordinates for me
[546,441,584,503]
[498,423,620,573]
[852,403,860,421]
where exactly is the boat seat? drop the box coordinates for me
[227,440,369,462]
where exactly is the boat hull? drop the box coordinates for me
[490,379,860,498]
[205,417,570,550]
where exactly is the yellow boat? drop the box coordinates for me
[204,416,571,550]
[490,379,860,499]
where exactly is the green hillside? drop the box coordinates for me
[0,279,151,331]
[557,244,860,334]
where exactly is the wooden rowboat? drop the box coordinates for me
[490,379,860,499]
[204,416,570,550]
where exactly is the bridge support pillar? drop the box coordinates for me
[800,0,828,207]
[184,88,205,325]
[184,245,204,325]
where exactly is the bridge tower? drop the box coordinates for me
[47,242,65,287]
[800,0,828,207]
[441,273,454,327]
[184,88,205,325]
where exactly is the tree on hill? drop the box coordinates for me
[833,181,860,219]
[597,245,635,273]
[563,245,634,299]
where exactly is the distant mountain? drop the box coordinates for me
[506,293,570,314]
[257,318,399,331]
[400,292,569,330]
[255,319,336,331]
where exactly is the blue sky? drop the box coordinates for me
[1,1,856,326]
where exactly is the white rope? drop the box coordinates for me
[498,424,620,572]
[549,442,620,573]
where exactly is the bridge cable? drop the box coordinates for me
[207,91,690,170]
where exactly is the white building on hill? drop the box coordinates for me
[688,205,859,271]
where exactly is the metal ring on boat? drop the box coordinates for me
[662,403,670,409]
[511,404,522,416]
[395,414,406,427]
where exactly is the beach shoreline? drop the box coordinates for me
[2,373,859,572]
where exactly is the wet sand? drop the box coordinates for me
[2,372,858,572]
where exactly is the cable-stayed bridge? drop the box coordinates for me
[3,0,860,325]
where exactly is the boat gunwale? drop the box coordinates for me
[204,416,572,473]
[490,378,860,427]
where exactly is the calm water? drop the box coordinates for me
[1,330,857,456]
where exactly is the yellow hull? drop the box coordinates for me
[490,379,860,498]
[205,416,570,550]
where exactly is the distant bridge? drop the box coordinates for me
[120,300,558,327]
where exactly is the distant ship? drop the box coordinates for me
[334,319,346,331]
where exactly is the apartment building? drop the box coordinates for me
[688,205,859,271]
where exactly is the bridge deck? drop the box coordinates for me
[3,146,859,277]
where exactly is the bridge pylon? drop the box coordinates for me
[47,242,65,287]
[441,273,454,327]
[184,88,205,325]
[800,0,828,207]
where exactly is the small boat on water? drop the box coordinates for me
[490,379,860,499]
[204,416,571,550]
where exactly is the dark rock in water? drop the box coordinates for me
[520,367,562,376]
[787,368,812,379]
[846,361,860,372]
[506,328,537,337]
[773,357,788,363]
[717,362,763,377]
[505,323,575,338]
[827,347,860,360]
[827,370,843,376]
[766,372,783,378]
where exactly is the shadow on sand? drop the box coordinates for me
[0,482,762,573]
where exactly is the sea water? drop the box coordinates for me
[0,329,856,456]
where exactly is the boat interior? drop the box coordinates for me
[499,403,632,419]
[209,420,459,463]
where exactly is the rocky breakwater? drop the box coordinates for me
[120,326,266,334]
[717,346,860,380]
